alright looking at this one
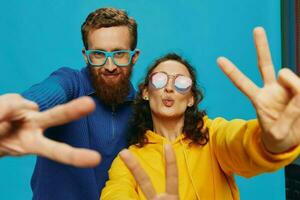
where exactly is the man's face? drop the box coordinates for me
[83,26,139,105]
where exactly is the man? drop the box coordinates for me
[22,8,140,200]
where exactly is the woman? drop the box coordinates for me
[101,52,300,200]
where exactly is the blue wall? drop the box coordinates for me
[0,1,283,199]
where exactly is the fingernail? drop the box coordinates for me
[119,149,129,158]
[216,57,224,65]
[164,143,171,150]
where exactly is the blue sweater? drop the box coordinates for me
[22,67,135,200]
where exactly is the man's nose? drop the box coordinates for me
[103,57,117,72]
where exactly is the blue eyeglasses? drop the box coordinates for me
[85,49,136,67]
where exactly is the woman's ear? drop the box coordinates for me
[142,87,149,101]
[187,96,195,107]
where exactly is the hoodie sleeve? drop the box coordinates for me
[207,117,300,178]
[100,154,139,200]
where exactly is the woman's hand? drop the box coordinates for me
[120,144,179,200]
[217,27,300,153]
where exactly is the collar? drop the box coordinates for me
[145,117,209,144]
[81,67,136,102]
[145,130,186,145]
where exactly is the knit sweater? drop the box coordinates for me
[101,117,300,200]
[22,67,135,200]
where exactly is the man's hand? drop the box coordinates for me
[0,94,101,167]
[217,27,300,153]
[120,144,179,200]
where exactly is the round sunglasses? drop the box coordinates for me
[149,71,192,94]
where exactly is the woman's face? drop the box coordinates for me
[143,60,194,120]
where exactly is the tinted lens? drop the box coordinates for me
[113,51,131,66]
[174,75,192,93]
[88,51,106,66]
[150,72,168,89]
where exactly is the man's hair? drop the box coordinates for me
[81,7,138,50]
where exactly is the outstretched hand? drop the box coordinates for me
[217,27,300,153]
[120,144,179,200]
[0,94,101,167]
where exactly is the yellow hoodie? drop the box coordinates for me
[101,117,300,200]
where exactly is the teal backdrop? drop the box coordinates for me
[0,0,283,199]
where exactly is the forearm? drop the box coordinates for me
[22,77,68,111]
[212,118,300,177]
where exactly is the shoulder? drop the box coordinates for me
[49,67,91,89]
[203,116,252,128]
[127,144,151,158]
[204,116,258,136]
[128,144,143,153]
[49,67,81,78]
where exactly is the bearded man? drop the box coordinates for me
[22,8,140,200]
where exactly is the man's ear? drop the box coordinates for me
[142,86,149,100]
[132,49,140,65]
[82,49,88,64]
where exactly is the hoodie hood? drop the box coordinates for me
[144,130,186,145]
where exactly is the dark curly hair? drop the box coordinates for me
[127,53,208,147]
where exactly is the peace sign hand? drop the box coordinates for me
[0,94,101,167]
[217,27,300,153]
[120,144,179,200]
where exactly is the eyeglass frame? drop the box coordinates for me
[148,71,193,94]
[84,49,136,67]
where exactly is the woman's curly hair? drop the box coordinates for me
[127,53,208,147]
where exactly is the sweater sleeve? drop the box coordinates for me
[208,117,300,178]
[22,67,78,111]
[100,154,139,200]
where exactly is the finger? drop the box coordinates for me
[165,144,178,195]
[33,136,101,167]
[35,96,96,129]
[0,139,27,156]
[278,68,300,94]
[253,27,276,84]
[217,57,260,99]
[270,94,300,145]
[0,94,38,122]
[0,122,12,137]
[120,149,157,199]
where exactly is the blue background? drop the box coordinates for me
[0,0,283,199]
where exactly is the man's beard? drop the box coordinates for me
[89,66,132,105]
